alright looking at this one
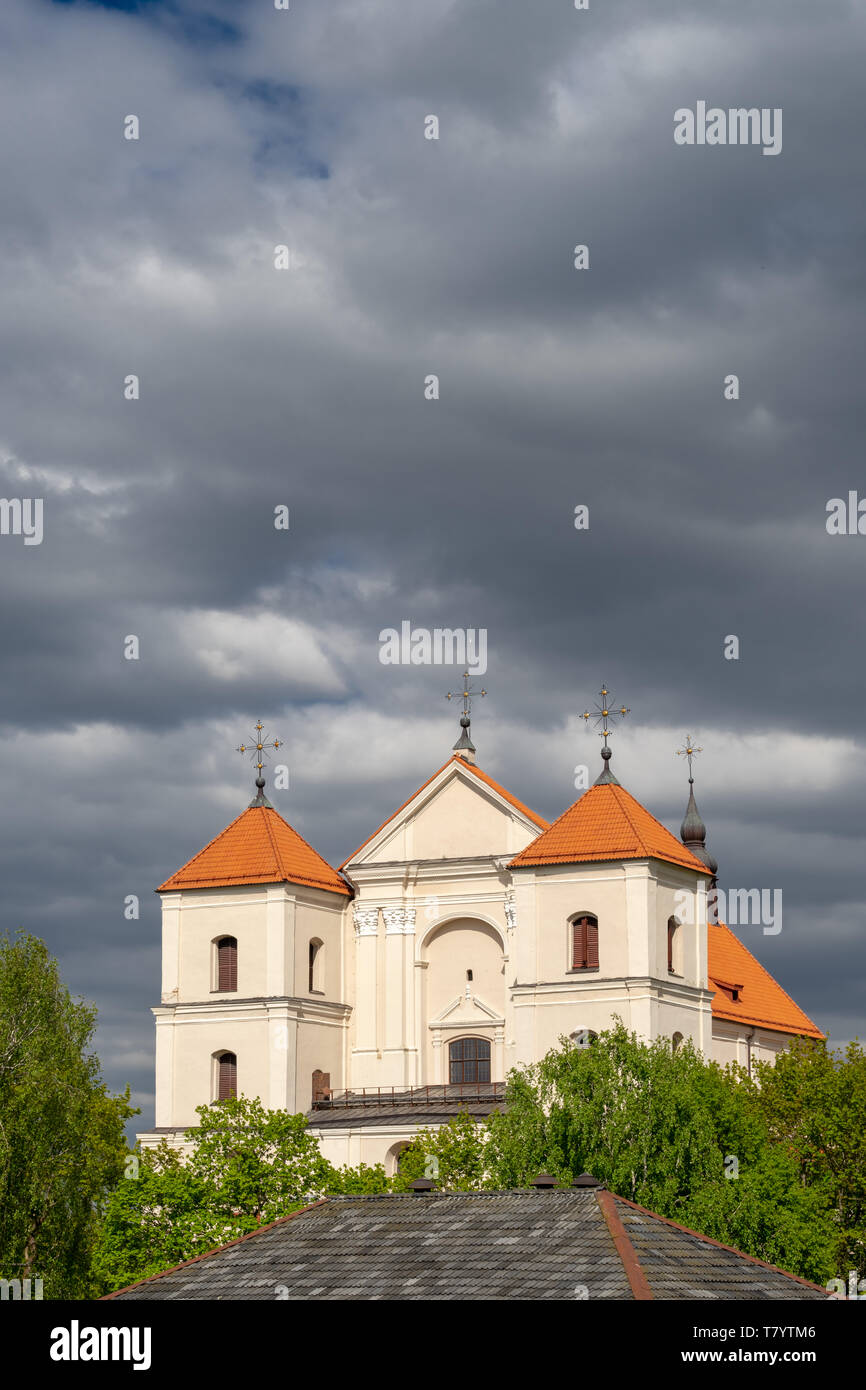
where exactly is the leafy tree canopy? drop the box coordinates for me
[0,931,133,1298]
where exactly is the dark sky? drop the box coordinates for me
[1,0,864,1130]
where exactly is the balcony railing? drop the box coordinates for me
[312,1082,506,1110]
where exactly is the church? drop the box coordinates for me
[138,687,822,1171]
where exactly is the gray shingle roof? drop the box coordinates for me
[308,1103,502,1129]
[107,1189,829,1302]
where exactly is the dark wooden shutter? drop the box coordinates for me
[572,918,584,969]
[218,937,237,991]
[218,1052,237,1101]
[667,920,675,972]
[585,918,599,969]
[312,1069,331,1103]
[572,916,598,969]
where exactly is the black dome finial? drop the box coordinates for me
[677,736,718,878]
[446,672,486,764]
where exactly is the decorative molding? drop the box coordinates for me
[382,906,416,935]
[352,906,379,936]
[429,993,505,1028]
[504,891,517,931]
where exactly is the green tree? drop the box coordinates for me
[89,1143,214,1294]
[324,1161,390,1195]
[93,1096,391,1293]
[0,931,133,1298]
[751,1037,866,1273]
[186,1095,332,1226]
[390,1111,491,1191]
[482,1023,837,1283]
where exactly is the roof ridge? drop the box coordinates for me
[596,1189,653,1300]
[611,783,704,865]
[607,783,647,851]
[264,805,349,886]
[259,805,285,877]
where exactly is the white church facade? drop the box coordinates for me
[138,707,822,1171]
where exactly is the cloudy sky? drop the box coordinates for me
[1,0,864,1130]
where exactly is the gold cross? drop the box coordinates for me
[676,735,703,781]
[445,672,486,716]
[237,720,282,778]
[581,684,629,753]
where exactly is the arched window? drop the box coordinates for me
[571,915,599,970]
[569,1028,598,1049]
[216,937,237,992]
[386,1142,412,1178]
[217,1052,237,1101]
[667,917,680,975]
[449,1037,491,1084]
[672,1032,684,1053]
[308,939,324,994]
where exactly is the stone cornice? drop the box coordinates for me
[152,996,351,1020]
[510,977,714,1002]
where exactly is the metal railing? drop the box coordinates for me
[312,1082,506,1110]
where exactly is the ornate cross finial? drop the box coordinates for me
[582,685,629,784]
[676,735,703,784]
[581,685,629,755]
[237,720,282,803]
[446,672,486,716]
[446,673,486,762]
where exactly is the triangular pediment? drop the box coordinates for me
[342,756,548,868]
[429,992,504,1028]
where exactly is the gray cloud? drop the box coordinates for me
[0,0,863,1129]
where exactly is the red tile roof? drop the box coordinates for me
[509,781,708,873]
[708,921,823,1039]
[158,804,350,896]
[341,754,549,868]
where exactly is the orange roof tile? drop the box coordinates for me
[708,920,823,1039]
[341,755,549,868]
[509,780,708,873]
[158,804,350,896]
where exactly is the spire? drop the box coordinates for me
[581,684,629,785]
[237,720,282,808]
[446,672,486,764]
[676,736,718,878]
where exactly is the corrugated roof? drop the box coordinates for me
[341,754,549,867]
[158,804,350,896]
[709,921,824,1039]
[509,780,708,873]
